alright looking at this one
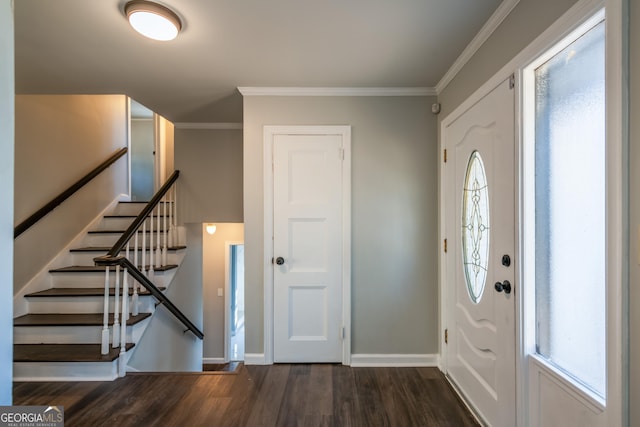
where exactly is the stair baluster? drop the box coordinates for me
[162,195,168,266]
[141,219,147,277]
[173,186,179,246]
[132,229,139,316]
[149,208,154,277]
[101,266,110,355]
[119,262,129,377]
[168,189,174,248]
[112,265,121,347]
[156,203,162,268]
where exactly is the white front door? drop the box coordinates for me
[444,78,516,426]
[270,128,349,363]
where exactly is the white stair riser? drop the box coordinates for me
[71,250,181,266]
[50,271,171,288]
[14,361,119,381]
[94,217,172,232]
[111,202,173,216]
[83,231,171,247]
[14,320,149,344]
[27,296,157,314]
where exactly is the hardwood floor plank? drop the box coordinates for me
[13,364,480,427]
[244,364,291,426]
[331,365,363,427]
[353,367,391,426]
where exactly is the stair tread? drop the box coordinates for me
[25,287,166,297]
[70,245,186,252]
[50,264,178,273]
[103,214,172,218]
[88,229,170,234]
[14,312,152,327]
[14,343,135,362]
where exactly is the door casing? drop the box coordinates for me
[263,125,352,365]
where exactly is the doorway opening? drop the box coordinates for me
[129,99,155,201]
[227,243,245,361]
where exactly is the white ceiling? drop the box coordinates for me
[15,0,503,123]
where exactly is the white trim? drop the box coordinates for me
[202,357,226,364]
[244,353,267,365]
[436,0,521,93]
[224,240,244,363]
[350,354,439,368]
[238,87,435,97]
[174,122,243,130]
[263,125,352,366]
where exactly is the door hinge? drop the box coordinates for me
[443,149,447,163]
[339,147,345,160]
[444,238,447,253]
[341,326,345,339]
[509,73,515,89]
[445,328,448,344]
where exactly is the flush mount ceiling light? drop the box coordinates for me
[125,1,182,41]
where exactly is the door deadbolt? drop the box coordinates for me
[275,257,285,265]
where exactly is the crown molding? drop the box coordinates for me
[237,87,436,97]
[435,0,521,94]
[174,122,243,130]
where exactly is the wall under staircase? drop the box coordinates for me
[13,200,203,381]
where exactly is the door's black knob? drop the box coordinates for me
[494,280,512,294]
[276,257,285,265]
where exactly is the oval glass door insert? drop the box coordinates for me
[462,150,490,303]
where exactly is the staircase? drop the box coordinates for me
[13,201,187,381]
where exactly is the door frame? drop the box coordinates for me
[439,0,627,425]
[263,125,352,365]
[225,240,245,363]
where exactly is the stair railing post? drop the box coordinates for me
[119,263,129,377]
[132,230,139,316]
[173,185,179,245]
[101,266,110,355]
[156,203,162,268]
[168,188,174,248]
[125,243,131,321]
[149,208,155,277]
[141,218,147,278]
[112,265,120,347]
[162,194,168,265]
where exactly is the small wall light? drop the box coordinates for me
[125,1,182,41]
[205,224,217,235]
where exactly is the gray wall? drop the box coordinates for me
[0,0,13,405]
[630,0,638,423]
[243,96,438,356]
[128,224,204,371]
[14,95,129,292]
[174,129,243,224]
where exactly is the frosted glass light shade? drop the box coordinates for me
[206,224,217,235]
[125,1,182,41]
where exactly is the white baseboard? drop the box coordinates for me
[202,357,226,364]
[350,354,440,367]
[244,353,267,365]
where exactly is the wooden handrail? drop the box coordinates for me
[93,255,204,340]
[106,170,180,257]
[94,169,204,341]
[14,147,128,238]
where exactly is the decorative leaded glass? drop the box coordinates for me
[462,151,490,304]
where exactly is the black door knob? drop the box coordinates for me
[494,280,512,294]
[276,257,285,265]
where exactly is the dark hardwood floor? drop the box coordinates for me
[13,365,479,427]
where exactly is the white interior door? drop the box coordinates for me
[272,131,346,363]
[444,78,516,427]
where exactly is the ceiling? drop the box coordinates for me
[14,0,503,123]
